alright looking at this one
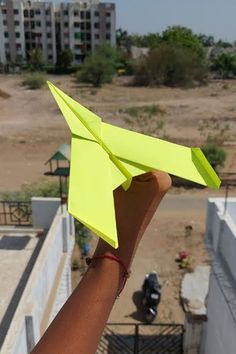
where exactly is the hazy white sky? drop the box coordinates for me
[102,0,236,41]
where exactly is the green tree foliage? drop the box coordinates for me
[78,44,117,87]
[198,34,215,47]
[215,40,232,48]
[56,48,74,72]
[29,49,43,71]
[202,144,226,170]
[162,26,205,59]
[134,44,207,87]
[211,53,236,78]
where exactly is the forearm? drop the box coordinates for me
[32,257,122,354]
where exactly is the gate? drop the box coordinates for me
[0,201,32,226]
[97,323,184,354]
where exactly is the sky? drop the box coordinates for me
[102,0,236,42]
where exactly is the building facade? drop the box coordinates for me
[0,0,116,65]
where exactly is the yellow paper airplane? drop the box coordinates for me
[47,81,221,248]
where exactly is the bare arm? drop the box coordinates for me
[32,171,171,354]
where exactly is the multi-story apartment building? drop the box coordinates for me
[58,0,116,62]
[0,0,116,65]
[0,0,25,64]
[23,1,57,63]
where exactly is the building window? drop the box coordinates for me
[87,44,91,51]
[74,22,80,28]
[48,55,53,60]
[24,9,28,17]
[14,20,20,26]
[95,33,99,40]
[2,9,7,14]
[46,21,51,26]
[80,11,85,19]
[4,43,9,49]
[35,9,41,15]
[86,22,91,30]
[64,10,68,15]
[47,32,51,38]
[48,44,52,49]
[86,33,91,40]
[106,22,111,29]
[74,32,81,40]
[106,12,111,17]
[3,20,7,26]
[94,22,99,29]
[15,32,20,38]
[45,10,50,15]
[16,43,21,50]
[36,21,41,27]
[24,21,29,27]
[4,31,8,38]
[74,10,79,16]
[106,33,111,40]
[30,10,34,18]
[25,31,30,40]
[94,11,99,17]
[86,11,90,19]
[14,9,19,15]
[81,22,85,30]
[64,22,69,27]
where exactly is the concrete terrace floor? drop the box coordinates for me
[0,231,39,345]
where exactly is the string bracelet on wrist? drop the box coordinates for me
[86,254,131,297]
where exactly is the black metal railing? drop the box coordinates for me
[0,201,32,226]
[97,323,184,354]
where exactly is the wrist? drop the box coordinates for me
[87,251,131,295]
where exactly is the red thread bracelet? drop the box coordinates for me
[86,254,131,296]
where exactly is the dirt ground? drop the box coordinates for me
[0,74,235,324]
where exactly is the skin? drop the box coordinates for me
[32,171,171,354]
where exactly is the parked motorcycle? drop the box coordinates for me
[142,272,161,323]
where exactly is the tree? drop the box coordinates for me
[116,28,132,52]
[56,48,73,72]
[198,34,215,47]
[202,144,226,170]
[29,49,43,70]
[211,53,236,78]
[162,26,205,59]
[78,44,117,87]
[215,40,232,48]
[133,43,207,87]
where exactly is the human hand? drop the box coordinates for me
[94,171,172,270]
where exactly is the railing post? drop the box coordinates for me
[134,323,139,354]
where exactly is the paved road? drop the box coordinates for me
[159,194,209,214]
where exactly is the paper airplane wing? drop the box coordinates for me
[69,135,127,249]
[102,123,221,189]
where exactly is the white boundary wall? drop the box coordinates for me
[1,198,75,354]
[201,198,236,354]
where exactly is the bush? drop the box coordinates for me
[201,144,226,170]
[211,53,236,78]
[0,181,60,201]
[133,44,207,87]
[22,72,46,89]
[77,44,117,87]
